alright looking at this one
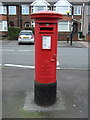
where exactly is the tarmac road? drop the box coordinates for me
[1,40,88,70]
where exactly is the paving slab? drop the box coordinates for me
[23,90,65,112]
[57,41,87,48]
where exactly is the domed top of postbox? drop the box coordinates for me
[30,11,62,20]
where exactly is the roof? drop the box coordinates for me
[54,0,72,6]
[0,0,89,4]
[31,0,50,6]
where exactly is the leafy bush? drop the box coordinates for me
[25,27,34,34]
[9,21,14,27]
[8,27,21,40]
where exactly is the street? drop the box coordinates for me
[1,40,88,69]
[1,40,88,118]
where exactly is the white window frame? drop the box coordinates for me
[88,6,90,15]
[31,6,34,13]
[22,5,29,15]
[25,22,30,27]
[0,21,7,31]
[31,20,35,27]
[58,21,71,32]
[32,6,47,13]
[55,6,71,15]
[53,6,56,12]
[9,6,16,15]
[74,6,82,15]
[0,6,7,14]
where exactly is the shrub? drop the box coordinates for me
[9,21,14,27]
[25,27,34,34]
[8,27,21,40]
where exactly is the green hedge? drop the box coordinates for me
[25,27,34,34]
[88,32,90,35]
[8,27,21,40]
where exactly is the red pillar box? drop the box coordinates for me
[30,11,62,106]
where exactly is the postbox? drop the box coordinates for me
[30,11,62,106]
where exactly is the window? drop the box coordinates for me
[0,21,7,31]
[31,7,34,13]
[88,23,90,31]
[9,6,16,15]
[3,21,7,30]
[0,6,7,14]
[88,6,90,15]
[22,5,29,14]
[32,6,46,13]
[53,6,56,12]
[35,6,46,12]
[0,21,3,30]
[3,6,7,14]
[55,6,71,15]
[58,21,70,31]
[74,6,81,15]
[0,6,2,14]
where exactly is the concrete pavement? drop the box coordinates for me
[57,40,90,48]
[2,67,88,118]
[77,41,90,48]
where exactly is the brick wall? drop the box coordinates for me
[22,15,31,29]
[7,6,20,27]
[73,33,78,41]
[86,34,90,41]
[0,32,7,37]
[58,32,78,41]
[61,15,72,21]
[0,15,7,21]
[58,32,70,41]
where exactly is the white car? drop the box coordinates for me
[18,30,34,44]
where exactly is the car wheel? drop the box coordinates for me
[18,43,21,45]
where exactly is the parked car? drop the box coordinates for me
[18,30,34,44]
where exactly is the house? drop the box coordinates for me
[0,0,90,41]
[0,2,7,37]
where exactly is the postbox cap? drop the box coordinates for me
[30,10,62,20]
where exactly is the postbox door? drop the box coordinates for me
[35,31,58,84]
